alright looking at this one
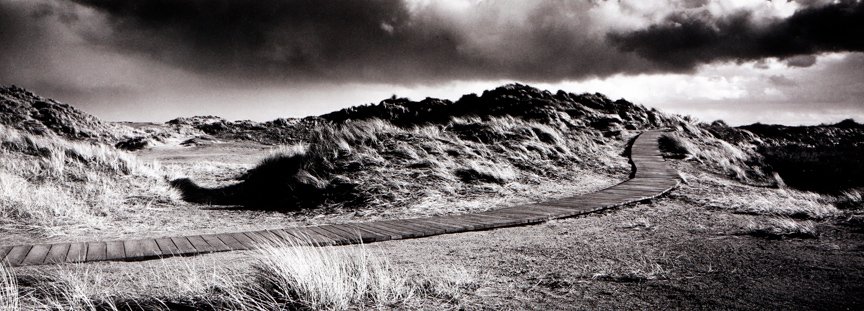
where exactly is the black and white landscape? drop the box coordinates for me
[1,0,863,310]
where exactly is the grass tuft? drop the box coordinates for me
[252,240,413,310]
[744,218,818,239]
[1,262,17,311]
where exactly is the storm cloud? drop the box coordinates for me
[1,0,861,84]
[26,0,668,83]
[608,0,864,72]
[0,0,862,125]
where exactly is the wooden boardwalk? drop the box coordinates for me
[1,130,679,267]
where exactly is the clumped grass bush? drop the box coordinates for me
[657,133,692,159]
[0,125,178,234]
[253,241,413,310]
[744,218,818,239]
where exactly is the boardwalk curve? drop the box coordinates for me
[1,130,679,267]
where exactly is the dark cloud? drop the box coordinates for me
[608,0,864,71]
[2,0,863,110]
[54,0,661,83]
[784,55,818,68]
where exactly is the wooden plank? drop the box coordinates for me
[411,219,464,233]
[155,238,180,255]
[123,239,162,260]
[319,225,366,243]
[324,224,378,243]
[365,221,420,238]
[22,244,51,265]
[65,242,87,263]
[96,241,114,261]
[350,223,403,240]
[44,243,71,264]
[244,231,276,246]
[214,233,248,251]
[485,209,547,224]
[386,219,445,236]
[454,214,505,230]
[268,229,307,245]
[612,183,666,191]
[498,206,560,218]
[600,188,660,197]
[340,223,394,241]
[0,246,12,261]
[472,214,528,228]
[201,235,231,252]
[542,198,601,210]
[170,237,198,255]
[306,226,352,245]
[229,232,259,249]
[531,204,590,217]
[186,236,216,253]
[404,218,461,234]
[281,228,335,246]
[468,212,532,225]
[417,217,471,231]
[124,240,143,258]
[138,239,163,258]
[423,216,478,231]
[381,220,437,236]
[4,245,31,266]
[257,230,287,245]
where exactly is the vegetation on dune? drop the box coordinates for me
[0,124,178,236]
[0,86,115,141]
[738,119,864,193]
[171,84,685,211]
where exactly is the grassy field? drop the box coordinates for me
[4,158,862,309]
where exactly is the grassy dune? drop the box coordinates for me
[0,125,179,238]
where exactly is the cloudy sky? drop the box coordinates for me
[1,0,862,125]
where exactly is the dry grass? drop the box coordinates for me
[679,171,839,219]
[4,238,475,310]
[253,240,413,310]
[0,124,179,237]
[1,262,17,310]
[744,218,818,239]
[659,131,767,183]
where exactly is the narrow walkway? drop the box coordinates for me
[1,131,679,267]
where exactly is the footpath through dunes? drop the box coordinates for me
[1,130,679,267]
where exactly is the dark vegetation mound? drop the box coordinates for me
[738,119,864,193]
[321,84,670,130]
[0,85,114,140]
[170,142,362,209]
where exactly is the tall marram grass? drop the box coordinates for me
[253,239,414,310]
[0,124,178,234]
[1,262,17,311]
[3,238,472,310]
